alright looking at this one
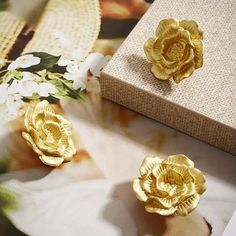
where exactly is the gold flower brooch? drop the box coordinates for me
[144,18,203,83]
[22,100,76,167]
[133,154,206,216]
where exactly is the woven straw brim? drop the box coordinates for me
[23,0,101,62]
[0,11,25,60]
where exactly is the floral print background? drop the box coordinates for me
[0,0,235,235]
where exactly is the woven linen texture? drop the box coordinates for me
[101,0,236,154]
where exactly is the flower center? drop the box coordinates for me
[156,169,184,196]
[159,182,178,193]
[42,122,62,145]
[166,42,185,61]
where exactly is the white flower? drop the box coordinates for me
[64,65,78,81]
[72,67,87,90]
[65,63,80,74]
[61,53,111,91]
[85,53,111,77]
[64,72,76,81]
[8,72,38,97]
[5,94,23,116]
[8,79,37,97]
[0,81,24,123]
[0,83,9,104]
[8,72,58,97]
[37,83,58,97]
[0,72,58,123]
[64,64,87,90]
[0,93,24,124]
[51,29,72,46]
[22,71,34,80]
[8,55,41,70]
[0,83,24,123]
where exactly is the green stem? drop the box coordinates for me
[56,77,79,98]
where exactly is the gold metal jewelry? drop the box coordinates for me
[22,100,76,167]
[144,18,203,83]
[133,154,206,216]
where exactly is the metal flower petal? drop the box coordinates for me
[179,20,203,40]
[144,18,203,83]
[22,100,76,167]
[133,154,206,216]
[155,18,179,37]
[163,154,194,168]
[175,193,200,216]
[139,156,162,176]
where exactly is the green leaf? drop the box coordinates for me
[21,52,60,72]
[77,90,87,101]
[48,78,74,98]
[46,77,86,101]
[50,93,73,101]
[48,64,67,73]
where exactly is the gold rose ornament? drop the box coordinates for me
[22,100,76,167]
[133,154,206,216]
[144,18,203,83]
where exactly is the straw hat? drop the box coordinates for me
[23,0,101,62]
[0,11,25,60]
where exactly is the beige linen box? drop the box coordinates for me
[100,0,236,155]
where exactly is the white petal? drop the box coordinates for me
[37,89,49,97]
[0,180,137,236]
[37,83,58,97]
[86,53,111,77]
[0,83,9,104]
[66,64,80,74]
[77,66,88,78]
[72,68,87,90]
[21,81,39,97]
[90,56,111,77]
[7,80,21,95]
[8,55,41,70]
[85,53,104,70]
[42,82,58,93]
[22,72,33,80]
[21,56,41,68]
[0,105,9,124]
[6,95,23,116]
[7,61,19,70]
[90,63,102,77]
[0,83,9,91]
[64,72,75,81]
[11,93,22,100]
